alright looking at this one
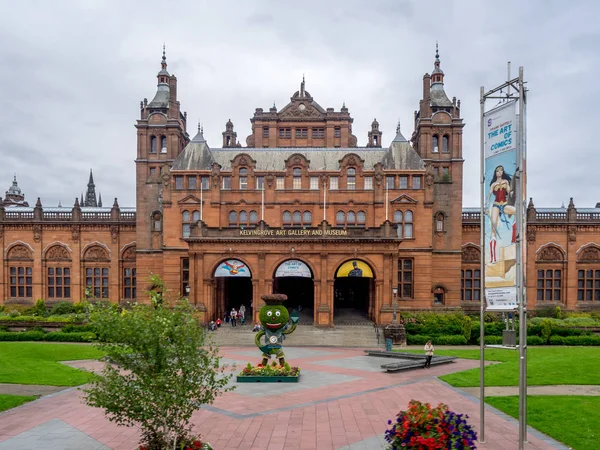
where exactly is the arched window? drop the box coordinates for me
[336,211,345,226]
[395,210,413,238]
[192,210,201,222]
[152,211,162,232]
[150,136,157,153]
[83,245,110,299]
[283,210,292,226]
[228,211,237,226]
[303,211,312,225]
[46,245,72,301]
[442,135,449,153]
[394,210,403,223]
[182,210,191,237]
[160,136,167,153]
[239,168,248,190]
[357,210,366,227]
[292,210,302,226]
[347,211,356,226]
[122,246,136,300]
[433,286,446,304]
[239,210,248,224]
[436,213,445,232]
[250,210,258,224]
[293,168,302,190]
[432,135,439,153]
[7,245,33,300]
[347,168,356,190]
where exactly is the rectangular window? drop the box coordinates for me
[187,176,196,190]
[257,176,265,190]
[312,128,324,138]
[263,127,269,138]
[221,176,231,190]
[181,258,190,296]
[47,267,71,299]
[386,176,395,189]
[330,177,339,190]
[334,127,341,138]
[293,176,302,190]
[347,176,356,190]
[399,176,408,189]
[123,267,136,299]
[9,266,32,298]
[310,176,320,190]
[364,176,373,190]
[577,269,600,301]
[537,269,562,301]
[182,224,191,238]
[174,176,184,190]
[239,176,248,190]
[434,167,440,177]
[398,259,413,299]
[276,176,285,190]
[412,176,422,189]
[443,167,449,177]
[201,176,209,190]
[284,128,291,138]
[149,167,156,176]
[461,269,481,301]
[86,267,109,299]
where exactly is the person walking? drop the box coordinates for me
[423,340,434,369]
[231,308,237,327]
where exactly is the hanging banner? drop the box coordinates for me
[484,101,518,310]
[214,259,251,277]
[335,260,374,278]
[275,259,312,278]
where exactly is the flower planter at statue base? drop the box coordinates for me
[237,374,300,383]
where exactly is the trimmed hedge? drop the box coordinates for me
[61,324,96,333]
[0,315,79,323]
[0,331,96,342]
[407,334,467,345]
[549,335,600,346]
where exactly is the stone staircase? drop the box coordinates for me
[207,324,383,348]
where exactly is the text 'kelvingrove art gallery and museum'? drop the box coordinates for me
[1,49,600,327]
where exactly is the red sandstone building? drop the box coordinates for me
[1,50,599,325]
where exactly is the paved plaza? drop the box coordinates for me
[0,347,569,450]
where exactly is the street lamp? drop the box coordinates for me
[392,286,398,324]
[185,285,191,296]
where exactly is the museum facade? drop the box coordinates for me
[1,50,599,326]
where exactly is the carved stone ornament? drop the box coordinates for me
[425,163,435,187]
[84,246,110,261]
[461,246,481,263]
[374,164,384,186]
[7,244,33,260]
[122,246,136,261]
[46,245,70,261]
[348,135,357,148]
[538,246,564,262]
[293,156,301,165]
[33,225,42,243]
[110,225,119,244]
[265,174,275,188]
[71,225,80,241]
[239,156,247,165]
[281,104,322,119]
[347,156,357,166]
[527,227,536,243]
[568,226,577,244]
[160,164,171,186]
[579,246,600,262]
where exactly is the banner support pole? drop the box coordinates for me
[479,85,486,444]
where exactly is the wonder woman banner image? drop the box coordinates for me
[484,101,518,310]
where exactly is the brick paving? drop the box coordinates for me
[0,347,569,450]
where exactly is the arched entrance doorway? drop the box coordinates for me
[334,259,374,323]
[214,259,252,322]
[273,259,314,324]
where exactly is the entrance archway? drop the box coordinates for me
[214,259,252,322]
[334,259,374,323]
[273,259,314,324]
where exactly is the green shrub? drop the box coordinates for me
[44,332,96,342]
[406,334,429,345]
[541,319,553,343]
[527,336,545,346]
[461,315,472,342]
[555,306,562,319]
[27,299,48,317]
[0,331,45,341]
[434,335,468,345]
[477,336,502,345]
[549,335,566,345]
[563,335,600,346]
[50,302,76,315]
[8,309,20,318]
[61,324,96,333]
[73,301,88,314]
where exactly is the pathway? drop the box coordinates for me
[0,347,571,450]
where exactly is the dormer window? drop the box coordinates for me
[239,168,248,190]
[347,168,356,190]
[293,168,302,190]
[160,136,167,153]
[432,135,439,153]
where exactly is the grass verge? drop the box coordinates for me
[0,394,37,412]
[486,396,598,450]
[0,342,102,386]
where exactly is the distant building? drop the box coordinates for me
[1,47,599,321]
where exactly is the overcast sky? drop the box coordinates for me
[0,0,598,209]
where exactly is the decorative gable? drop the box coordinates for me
[178,195,201,205]
[390,194,418,205]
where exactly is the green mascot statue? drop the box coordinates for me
[254,294,299,366]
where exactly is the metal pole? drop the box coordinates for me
[518,66,528,447]
[200,179,203,221]
[479,85,486,444]
[323,181,326,222]
[261,185,264,221]
[392,292,397,324]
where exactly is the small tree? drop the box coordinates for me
[84,275,232,450]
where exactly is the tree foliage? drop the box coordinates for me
[84,275,232,449]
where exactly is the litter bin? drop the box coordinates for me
[385,338,393,352]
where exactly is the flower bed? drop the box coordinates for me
[385,400,477,449]
[237,362,300,383]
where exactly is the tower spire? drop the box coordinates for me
[84,169,98,207]
[161,43,167,71]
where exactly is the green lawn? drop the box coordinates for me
[486,396,599,450]
[0,394,37,412]
[420,347,600,387]
[0,342,102,386]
